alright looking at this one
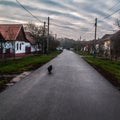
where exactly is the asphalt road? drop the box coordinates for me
[0,50,120,120]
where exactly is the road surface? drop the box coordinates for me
[0,50,120,120]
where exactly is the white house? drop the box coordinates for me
[25,32,38,53]
[0,24,31,57]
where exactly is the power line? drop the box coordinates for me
[104,1,120,16]
[103,8,120,20]
[15,0,120,40]
[16,0,77,32]
[16,0,44,23]
[108,1,120,11]
[88,1,120,40]
[53,1,120,40]
[81,1,120,39]
[99,1,120,22]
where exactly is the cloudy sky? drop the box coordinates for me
[0,0,120,40]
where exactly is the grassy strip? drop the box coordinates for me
[0,51,61,91]
[0,51,61,73]
[76,51,120,87]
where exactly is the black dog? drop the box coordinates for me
[47,65,52,74]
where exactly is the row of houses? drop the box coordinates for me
[0,24,40,59]
[81,30,120,60]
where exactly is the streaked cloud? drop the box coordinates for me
[0,0,120,40]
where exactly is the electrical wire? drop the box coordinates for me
[16,0,44,24]
[99,1,120,22]
[82,1,120,40]
[15,0,120,40]
[102,8,120,20]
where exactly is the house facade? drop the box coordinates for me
[25,32,39,53]
[0,33,5,58]
[110,30,120,60]
[97,34,111,57]
[0,24,31,58]
[80,34,112,57]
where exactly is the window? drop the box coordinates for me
[20,43,22,50]
[17,43,19,50]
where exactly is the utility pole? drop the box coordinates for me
[47,17,50,54]
[94,18,97,57]
[43,21,46,54]
[95,18,97,41]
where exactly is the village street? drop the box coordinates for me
[0,50,120,120]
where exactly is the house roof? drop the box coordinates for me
[25,32,36,44]
[0,24,27,41]
[0,32,4,40]
[101,34,112,40]
[96,34,112,44]
[111,30,120,38]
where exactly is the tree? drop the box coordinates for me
[59,38,76,49]
[26,22,45,53]
[26,22,60,53]
[49,35,60,51]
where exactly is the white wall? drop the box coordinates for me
[4,41,13,53]
[3,41,36,54]
[15,41,30,54]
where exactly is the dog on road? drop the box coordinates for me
[47,65,53,74]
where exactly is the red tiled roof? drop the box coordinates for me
[0,32,4,40]
[0,24,24,41]
[25,32,36,44]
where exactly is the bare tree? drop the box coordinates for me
[49,35,60,51]
[26,22,45,53]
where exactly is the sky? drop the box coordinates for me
[0,0,120,40]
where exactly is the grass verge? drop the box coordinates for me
[0,51,61,73]
[0,51,61,91]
